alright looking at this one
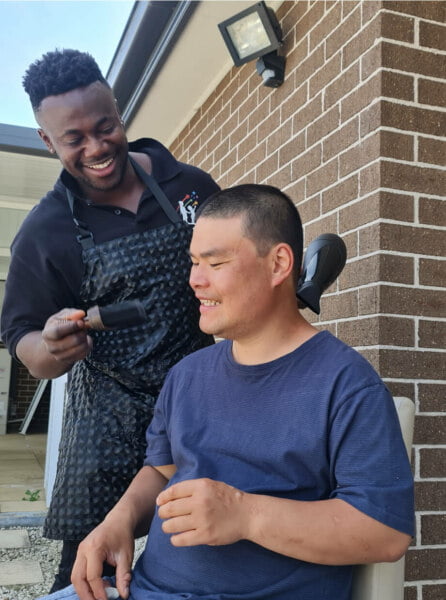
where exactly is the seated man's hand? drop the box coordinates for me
[71,519,134,600]
[157,478,249,547]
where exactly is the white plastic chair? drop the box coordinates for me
[352,396,415,600]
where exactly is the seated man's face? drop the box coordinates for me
[189,215,276,341]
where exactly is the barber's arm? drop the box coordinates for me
[16,309,92,379]
[157,478,411,565]
[72,464,174,600]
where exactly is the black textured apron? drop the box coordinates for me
[44,158,211,540]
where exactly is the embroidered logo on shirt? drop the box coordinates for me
[177,191,199,225]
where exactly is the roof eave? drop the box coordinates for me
[0,123,54,157]
[107,0,198,129]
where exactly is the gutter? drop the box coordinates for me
[0,2,197,155]
[107,0,198,129]
[0,123,53,157]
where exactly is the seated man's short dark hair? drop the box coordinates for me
[197,184,304,280]
[23,48,109,111]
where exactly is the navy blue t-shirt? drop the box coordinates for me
[132,332,414,600]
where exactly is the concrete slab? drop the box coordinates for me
[0,529,30,548]
[0,500,47,513]
[0,484,31,502]
[0,559,43,584]
[0,451,30,460]
[0,433,46,450]
[0,459,44,486]
[0,436,26,451]
[0,457,40,470]
[0,434,47,523]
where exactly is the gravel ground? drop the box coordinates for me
[0,527,146,600]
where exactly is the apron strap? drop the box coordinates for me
[65,153,181,250]
[66,188,95,251]
[129,155,181,224]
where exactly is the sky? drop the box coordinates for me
[0,0,135,128]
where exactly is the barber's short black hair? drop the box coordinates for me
[196,184,303,281]
[23,49,109,111]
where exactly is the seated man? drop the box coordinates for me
[40,184,414,600]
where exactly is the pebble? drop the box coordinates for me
[0,527,61,600]
[0,526,146,600]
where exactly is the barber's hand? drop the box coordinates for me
[157,478,249,547]
[42,308,92,365]
[71,520,134,600]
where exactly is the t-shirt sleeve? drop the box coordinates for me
[329,382,414,537]
[1,224,79,359]
[144,371,174,467]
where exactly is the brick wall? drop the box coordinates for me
[1,314,49,434]
[7,362,50,433]
[170,1,445,597]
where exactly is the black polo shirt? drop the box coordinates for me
[1,138,219,358]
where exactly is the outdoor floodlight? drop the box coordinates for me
[218,1,285,87]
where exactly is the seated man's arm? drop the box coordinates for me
[242,493,411,564]
[72,464,173,600]
[157,478,411,565]
[154,463,177,481]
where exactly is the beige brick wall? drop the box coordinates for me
[170,2,446,597]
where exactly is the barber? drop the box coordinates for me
[0,49,219,592]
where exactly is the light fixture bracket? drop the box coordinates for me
[256,51,285,88]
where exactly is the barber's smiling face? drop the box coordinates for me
[189,215,275,341]
[36,81,128,195]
